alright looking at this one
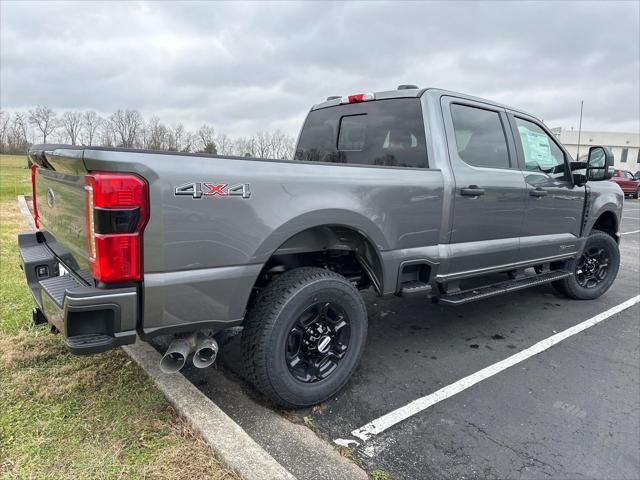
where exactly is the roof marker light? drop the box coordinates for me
[340,93,375,104]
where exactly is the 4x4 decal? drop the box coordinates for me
[174,182,251,199]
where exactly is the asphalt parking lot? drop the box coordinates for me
[186,198,640,480]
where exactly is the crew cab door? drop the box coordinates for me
[441,97,526,277]
[507,113,585,262]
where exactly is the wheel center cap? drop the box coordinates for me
[317,336,332,353]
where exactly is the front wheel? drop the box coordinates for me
[634,187,639,199]
[241,267,368,408]
[552,230,620,300]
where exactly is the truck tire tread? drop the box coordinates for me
[241,266,367,408]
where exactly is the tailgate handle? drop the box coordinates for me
[460,186,485,197]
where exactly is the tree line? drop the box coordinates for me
[0,106,296,159]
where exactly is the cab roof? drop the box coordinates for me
[311,87,536,119]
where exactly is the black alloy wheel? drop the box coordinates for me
[286,301,351,383]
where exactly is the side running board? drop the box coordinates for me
[438,270,572,306]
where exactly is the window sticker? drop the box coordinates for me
[518,125,555,169]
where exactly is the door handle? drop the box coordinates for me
[529,188,547,198]
[460,186,485,197]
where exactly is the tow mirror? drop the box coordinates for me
[586,146,614,181]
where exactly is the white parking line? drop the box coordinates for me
[343,295,640,444]
[621,230,640,235]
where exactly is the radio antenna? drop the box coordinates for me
[576,100,584,160]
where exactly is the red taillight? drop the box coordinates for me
[85,172,149,283]
[31,164,40,228]
[340,93,375,104]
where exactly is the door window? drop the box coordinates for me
[450,104,510,169]
[514,117,568,180]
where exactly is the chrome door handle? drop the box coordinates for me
[529,188,547,198]
[460,186,485,197]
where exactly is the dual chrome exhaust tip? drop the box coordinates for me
[159,332,219,374]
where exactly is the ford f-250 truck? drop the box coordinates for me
[20,87,623,408]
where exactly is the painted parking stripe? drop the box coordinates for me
[343,295,640,443]
[621,230,640,235]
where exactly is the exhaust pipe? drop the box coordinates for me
[160,335,195,374]
[193,336,219,369]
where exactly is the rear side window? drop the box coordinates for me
[450,104,509,169]
[295,98,428,168]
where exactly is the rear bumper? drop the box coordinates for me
[18,231,137,354]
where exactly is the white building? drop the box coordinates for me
[550,128,640,171]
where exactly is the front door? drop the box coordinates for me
[508,113,586,262]
[441,97,527,277]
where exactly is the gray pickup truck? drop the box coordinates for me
[20,87,623,408]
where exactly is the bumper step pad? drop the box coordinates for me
[439,270,572,305]
[39,275,83,307]
[66,333,117,354]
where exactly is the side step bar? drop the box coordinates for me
[438,270,572,306]
[399,281,432,297]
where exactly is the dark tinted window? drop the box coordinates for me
[338,115,367,150]
[295,98,428,168]
[621,148,628,163]
[450,104,509,169]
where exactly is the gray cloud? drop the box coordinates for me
[1,0,638,136]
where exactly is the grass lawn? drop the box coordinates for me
[0,154,240,479]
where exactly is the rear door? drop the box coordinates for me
[441,96,526,277]
[507,113,585,262]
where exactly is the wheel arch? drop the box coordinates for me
[248,210,388,298]
[590,209,620,243]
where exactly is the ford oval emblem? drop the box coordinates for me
[46,188,55,208]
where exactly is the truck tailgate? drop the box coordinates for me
[30,147,91,273]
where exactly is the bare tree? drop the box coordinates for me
[109,109,143,148]
[232,137,255,157]
[12,113,30,147]
[180,131,194,152]
[61,111,83,145]
[99,119,116,147]
[270,130,295,159]
[145,116,168,150]
[196,124,216,154]
[29,105,57,144]
[253,131,272,158]
[168,123,186,151]
[0,111,10,152]
[215,133,232,156]
[81,111,102,146]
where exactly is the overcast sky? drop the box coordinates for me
[1,0,638,137]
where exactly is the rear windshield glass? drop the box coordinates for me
[295,98,428,168]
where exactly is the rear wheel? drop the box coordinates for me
[241,267,368,408]
[552,230,619,300]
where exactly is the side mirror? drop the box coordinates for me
[587,146,614,181]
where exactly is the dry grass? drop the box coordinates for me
[0,155,242,480]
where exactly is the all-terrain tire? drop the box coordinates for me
[241,267,368,408]
[552,230,620,300]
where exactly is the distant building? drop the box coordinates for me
[550,127,640,170]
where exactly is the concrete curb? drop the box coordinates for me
[124,343,296,480]
[17,195,295,480]
[17,195,36,230]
